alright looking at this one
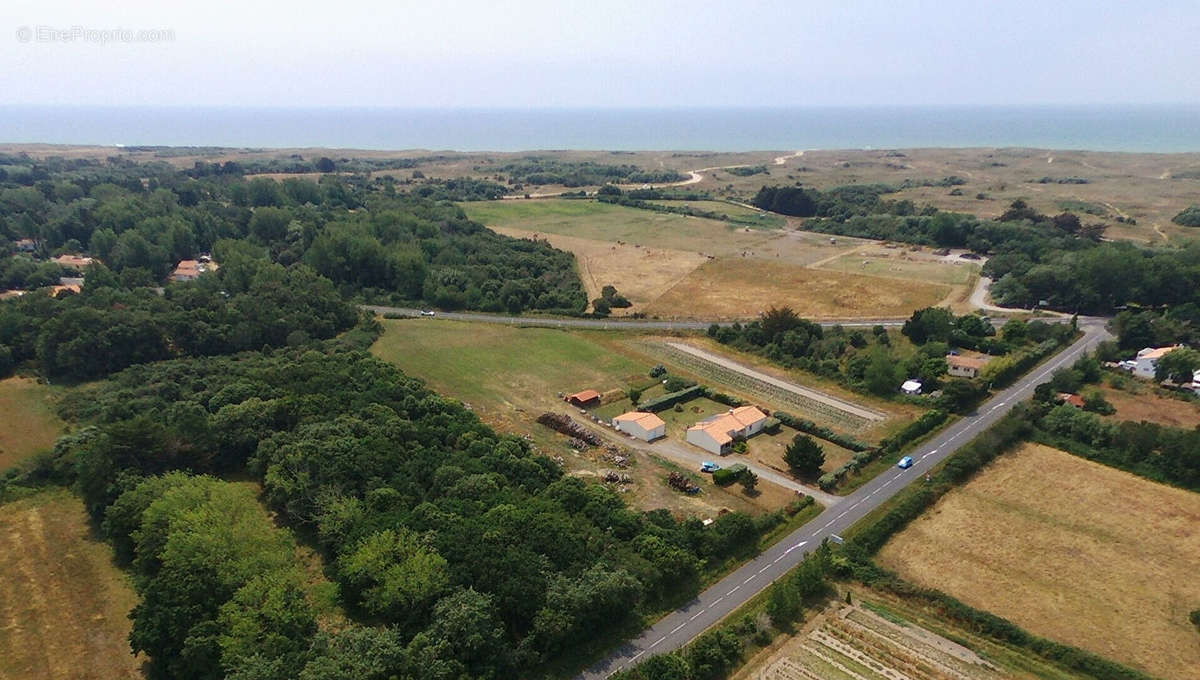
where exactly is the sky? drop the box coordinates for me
[2,0,1199,108]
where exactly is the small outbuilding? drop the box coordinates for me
[612,411,666,441]
[566,389,601,407]
[946,354,987,379]
[900,379,923,395]
[1056,392,1085,408]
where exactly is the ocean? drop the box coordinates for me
[2,105,1199,153]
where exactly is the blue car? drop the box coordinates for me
[700,462,720,473]
[897,456,914,469]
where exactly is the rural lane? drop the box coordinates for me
[576,318,1111,679]
[361,305,913,330]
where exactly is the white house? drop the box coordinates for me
[685,406,768,455]
[1191,369,1200,396]
[901,379,923,395]
[1133,345,1182,379]
[612,411,666,442]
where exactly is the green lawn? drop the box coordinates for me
[0,377,67,472]
[647,200,787,228]
[370,319,651,410]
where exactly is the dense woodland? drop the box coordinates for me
[1,335,780,680]
[482,158,686,187]
[0,152,585,316]
[753,183,1200,315]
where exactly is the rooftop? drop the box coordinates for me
[947,354,988,370]
[1137,345,1182,360]
[614,411,665,428]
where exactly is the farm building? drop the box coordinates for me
[612,411,666,441]
[686,405,769,455]
[13,238,35,252]
[566,389,601,407]
[901,379,923,395]
[946,354,988,379]
[1133,345,1183,379]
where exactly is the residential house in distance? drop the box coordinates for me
[612,411,666,441]
[565,389,601,408]
[52,254,94,269]
[686,405,769,455]
[1133,345,1182,379]
[1191,369,1200,396]
[946,354,988,379]
[170,258,219,282]
[1056,392,1085,408]
[13,238,36,253]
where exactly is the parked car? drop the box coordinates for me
[420,310,436,317]
[700,462,720,473]
[897,456,914,469]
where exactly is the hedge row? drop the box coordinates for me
[845,407,1029,558]
[704,389,747,408]
[988,339,1062,388]
[640,385,707,412]
[771,412,871,452]
[849,562,1155,680]
[712,464,747,486]
[878,409,949,455]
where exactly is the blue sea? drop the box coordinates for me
[2,105,1199,152]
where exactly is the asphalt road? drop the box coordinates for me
[577,318,1111,679]
[362,305,916,330]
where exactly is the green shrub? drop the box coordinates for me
[1172,205,1200,227]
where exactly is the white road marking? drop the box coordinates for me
[650,636,665,648]
[772,555,784,564]
[713,596,724,604]
[783,540,808,554]
[689,611,704,621]
[726,586,740,596]
[670,623,685,635]
[758,565,770,574]
[743,575,756,584]
[631,651,644,662]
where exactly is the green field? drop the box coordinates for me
[646,200,787,228]
[370,319,650,412]
[0,377,66,471]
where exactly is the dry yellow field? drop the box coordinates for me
[878,443,1200,680]
[0,377,67,471]
[1099,386,1200,430]
[0,490,142,680]
[490,226,708,314]
[645,258,950,320]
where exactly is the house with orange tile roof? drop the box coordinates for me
[612,411,666,441]
[685,405,769,455]
[52,254,94,269]
[170,258,219,282]
[1056,392,1086,408]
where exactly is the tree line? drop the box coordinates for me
[0,154,586,315]
[2,338,782,680]
[752,182,1199,315]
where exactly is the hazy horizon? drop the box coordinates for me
[4,0,1200,110]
